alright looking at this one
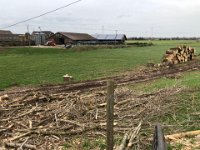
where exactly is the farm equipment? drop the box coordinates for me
[44,40,56,46]
[162,45,195,66]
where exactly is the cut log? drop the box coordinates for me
[0,94,9,101]
[165,130,200,141]
[172,57,179,65]
[166,50,173,54]
[63,74,73,83]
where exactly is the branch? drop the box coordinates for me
[58,119,83,127]
[4,142,36,150]
[127,121,142,148]
[165,130,200,140]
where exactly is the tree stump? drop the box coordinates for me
[63,74,73,84]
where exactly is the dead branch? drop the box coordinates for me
[116,121,142,150]
[1,107,44,122]
[31,126,99,136]
[118,108,145,120]
[58,119,83,127]
[0,124,14,134]
[4,142,36,150]
[18,137,29,150]
[191,112,200,115]
[97,102,107,107]
[127,121,142,149]
[7,132,32,141]
[118,133,129,150]
[114,99,132,107]
[165,130,200,140]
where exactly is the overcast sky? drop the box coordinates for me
[1,0,200,37]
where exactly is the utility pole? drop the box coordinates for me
[115,30,118,45]
[151,27,154,40]
[27,24,30,47]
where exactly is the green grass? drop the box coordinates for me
[130,71,200,93]
[126,39,200,47]
[0,40,200,89]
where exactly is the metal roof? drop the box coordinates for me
[92,34,127,40]
[58,32,96,41]
[32,31,54,35]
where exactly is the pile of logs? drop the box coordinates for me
[162,45,195,66]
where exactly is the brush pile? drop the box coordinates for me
[0,86,183,149]
[162,45,195,66]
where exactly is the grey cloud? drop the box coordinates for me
[117,15,131,19]
[1,0,200,37]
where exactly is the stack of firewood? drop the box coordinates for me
[162,45,195,66]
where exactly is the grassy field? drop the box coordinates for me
[0,40,200,89]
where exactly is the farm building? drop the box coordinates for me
[91,34,127,44]
[49,32,96,45]
[0,30,33,46]
[0,30,12,35]
[32,31,54,45]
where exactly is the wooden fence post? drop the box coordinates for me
[106,80,115,150]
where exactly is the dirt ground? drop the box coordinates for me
[0,58,200,149]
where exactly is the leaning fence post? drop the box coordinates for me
[106,80,115,150]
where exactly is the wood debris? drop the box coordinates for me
[166,130,200,150]
[165,130,200,141]
[0,86,184,149]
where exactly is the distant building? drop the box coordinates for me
[49,32,96,45]
[0,30,12,35]
[91,34,127,44]
[32,32,46,45]
[0,30,32,46]
[32,31,54,45]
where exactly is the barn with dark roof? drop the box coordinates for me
[49,32,96,45]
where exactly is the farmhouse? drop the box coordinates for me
[49,32,96,45]
[92,34,127,44]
